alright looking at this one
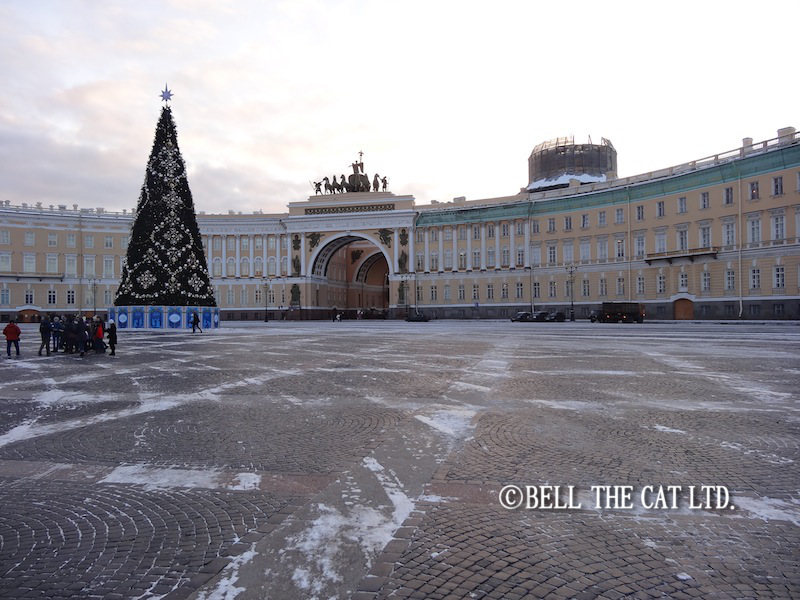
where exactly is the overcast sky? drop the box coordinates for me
[1,0,797,215]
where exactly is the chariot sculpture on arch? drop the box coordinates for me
[312,151,389,194]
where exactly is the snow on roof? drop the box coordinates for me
[526,172,608,191]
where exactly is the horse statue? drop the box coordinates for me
[348,172,370,192]
[323,177,336,194]
[333,175,344,194]
[373,174,380,192]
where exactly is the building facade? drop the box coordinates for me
[2,128,799,322]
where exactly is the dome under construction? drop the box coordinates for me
[526,136,617,192]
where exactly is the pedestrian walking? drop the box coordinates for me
[78,317,89,357]
[38,315,52,356]
[191,312,202,333]
[51,316,63,352]
[92,316,105,353]
[107,319,117,356]
[3,319,21,358]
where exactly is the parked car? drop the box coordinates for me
[511,311,533,322]
[405,312,430,322]
[532,310,550,321]
[589,309,601,323]
[546,311,566,322]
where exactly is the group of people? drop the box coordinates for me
[3,314,117,359]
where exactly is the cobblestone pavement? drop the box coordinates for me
[0,321,798,599]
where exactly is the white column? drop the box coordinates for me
[300,232,307,276]
[452,226,458,272]
[221,235,227,277]
[409,226,415,273]
[509,221,516,270]
[466,224,472,272]
[235,235,241,277]
[393,228,399,273]
[424,228,430,272]
[275,235,281,276]
[248,234,254,277]
[262,234,268,276]
[438,227,444,273]
[480,223,487,271]
[494,221,500,271]
[524,221,531,268]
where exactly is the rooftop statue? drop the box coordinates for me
[313,151,389,194]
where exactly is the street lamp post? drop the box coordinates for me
[263,279,269,322]
[529,265,535,313]
[89,278,100,316]
[565,264,576,321]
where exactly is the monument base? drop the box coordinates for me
[108,306,220,331]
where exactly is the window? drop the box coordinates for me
[430,251,439,271]
[636,205,644,221]
[66,256,77,277]
[486,225,493,239]
[773,176,783,196]
[581,214,589,228]
[598,211,606,227]
[772,215,785,241]
[501,246,510,267]
[84,256,95,276]
[748,218,761,244]
[563,241,573,263]
[226,288,235,305]
[635,235,645,258]
[774,304,784,317]
[104,289,113,306]
[281,236,288,250]
[679,273,688,290]
[547,218,555,233]
[104,236,113,249]
[267,236,275,250]
[725,270,735,291]
[444,285,451,301]
[724,222,736,246]
[515,282,523,299]
[240,289,248,305]
[582,279,590,297]
[486,284,494,300]
[677,229,688,251]
[615,239,625,259]
[516,246,524,267]
[615,208,624,224]
[85,235,94,249]
[458,284,465,300]
[516,221,524,236]
[699,226,711,248]
[749,304,761,317]
[547,245,557,264]
[597,239,608,261]
[472,284,479,300]
[25,232,35,246]
[678,197,687,214]
[749,181,759,200]
[241,237,250,251]
[501,283,508,299]
[67,290,75,305]
[103,257,114,277]
[532,282,540,298]
[48,233,58,247]
[459,227,467,241]
[725,304,735,317]
[750,268,761,289]
[48,289,56,305]
[459,251,467,270]
[548,281,556,298]
[702,271,711,292]
[24,254,36,273]
[530,245,541,266]
[724,187,734,205]
[0,230,9,244]
[487,248,495,268]
[226,237,236,251]
[564,216,572,231]
[580,239,591,261]
[637,276,645,295]
[565,279,572,299]
[255,236,263,250]
[67,233,76,248]
[0,253,9,271]
[531,220,539,235]
[416,252,424,271]
[254,289,262,304]
[599,278,607,296]
[700,192,709,209]
[616,277,625,296]
[254,257,263,277]
[472,249,481,269]
[444,227,452,241]
[473,225,481,240]
[773,266,785,289]
[656,201,665,217]
[416,286,422,302]
[25,289,34,304]
[121,236,129,250]
[657,274,666,294]
[45,254,58,273]
[226,257,236,277]
[501,223,509,237]
[0,289,9,305]
[655,231,666,253]
[444,249,453,270]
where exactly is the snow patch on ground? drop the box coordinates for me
[100,464,221,490]
[228,472,262,491]
[194,547,256,600]
[735,495,800,526]
[720,441,794,465]
[415,408,476,437]
[652,424,687,434]
[527,399,600,411]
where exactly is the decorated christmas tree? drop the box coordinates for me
[115,90,216,307]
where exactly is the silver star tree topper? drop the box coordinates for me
[160,84,173,102]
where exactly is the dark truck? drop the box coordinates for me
[590,302,645,323]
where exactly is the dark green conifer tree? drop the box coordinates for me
[115,105,216,306]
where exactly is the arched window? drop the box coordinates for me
[254,257,263,277]
[416,252,424,271]
[280,256,289,276]
[240,257,250,278]
[501,246,510,267]
[267,257,277,276]
[226,257,236,277]
[472,249,481,269]
[212,258,222,278]
[458,251,467,270]
[487,247,496,268]
[430,251,439,271]
[444,249,453,270]
[516,246,524,267]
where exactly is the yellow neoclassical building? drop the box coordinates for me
[1,127,799,322]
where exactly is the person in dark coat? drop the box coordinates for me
[92,316,105,353]
[191,312,202,333]
[3,319,21,358]
[38,315,52,356]
[78,317,90,357]
[107,319,117,356]
[51,316,63,352]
